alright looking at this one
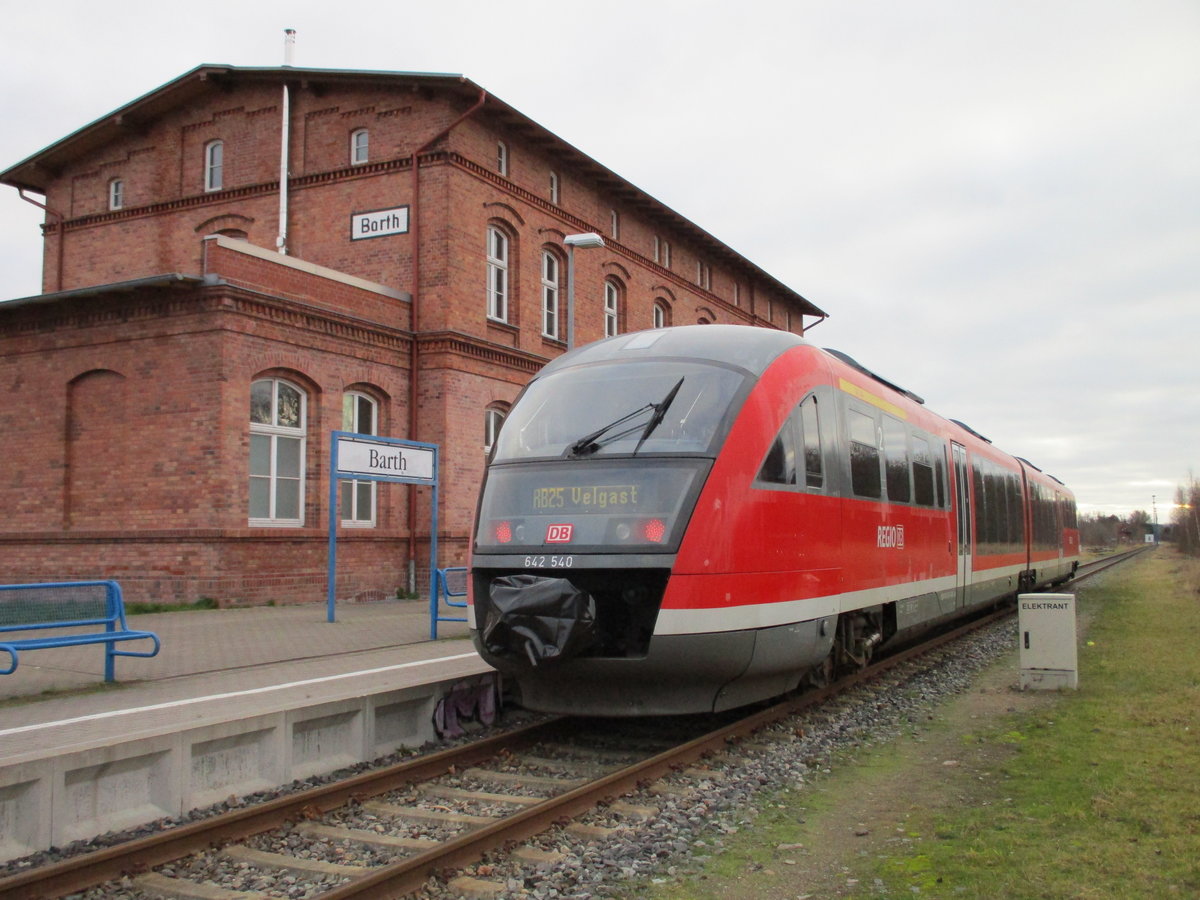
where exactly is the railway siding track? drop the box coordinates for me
[2,548,1148,900]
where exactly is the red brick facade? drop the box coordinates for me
[0,66,825,606]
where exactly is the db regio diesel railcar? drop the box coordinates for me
[467,325,1079,716]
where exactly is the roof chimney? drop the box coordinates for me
[283,28,296,67]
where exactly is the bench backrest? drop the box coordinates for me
[0,581,124,633]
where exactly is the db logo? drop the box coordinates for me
[546,524,574,543]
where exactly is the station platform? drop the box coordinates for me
[0,599,498,863]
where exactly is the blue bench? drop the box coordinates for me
[0,581,161,682]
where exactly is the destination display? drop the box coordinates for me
[532,484,641,511]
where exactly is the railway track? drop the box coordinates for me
[1068,544,1150,585]
[0,548,1150,900]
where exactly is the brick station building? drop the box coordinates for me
[0,64,827,605]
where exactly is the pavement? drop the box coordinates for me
[0,598,476,726]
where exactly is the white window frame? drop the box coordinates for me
[610,209,619,240]
[653,301,667,329]
[696,261,711,290]
[662,240,672,269]
[108,178,124,211]
[340,391,378,527]
[249,378,306,527]
[204,140,224,192]
[485,407,506,455]
[604,279,620,338]
[497,140,508,176]
[350,128,369,165]
[549,171,560,204]
[541,250,560,339]
[487,226,509,322]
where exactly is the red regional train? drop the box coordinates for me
[468,325,1078,716]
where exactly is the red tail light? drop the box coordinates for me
[494,521,513,543]
[641,518,667,543]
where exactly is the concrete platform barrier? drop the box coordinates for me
[0,668,497,861]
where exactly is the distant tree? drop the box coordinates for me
[1079,513,1121,548]
[1172,475,1200,556]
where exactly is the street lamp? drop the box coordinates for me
[564,232,606,350]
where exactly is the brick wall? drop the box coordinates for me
[3,69,818,606]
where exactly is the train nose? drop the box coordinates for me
[481,574,597,667]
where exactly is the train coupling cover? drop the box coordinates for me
[482,574,596,667]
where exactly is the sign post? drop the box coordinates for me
[327,431,438,623]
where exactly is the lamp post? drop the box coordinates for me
[564,232,606,350]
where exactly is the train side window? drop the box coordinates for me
[912,433,934,506]
[757,419,797,485]
[800,395,823,489]
[848,407,882,498]
[882,415,910,503]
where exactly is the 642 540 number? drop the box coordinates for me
[523,555,575,568]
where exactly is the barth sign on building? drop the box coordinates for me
[351,205,409,240]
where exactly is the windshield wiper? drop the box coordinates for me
[566,377,686,459]
[632,377,684,456]
[567,403,655,457]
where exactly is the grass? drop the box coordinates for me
[625,549,1200,899]
[868,550,1200,899]
[125,596,220,615]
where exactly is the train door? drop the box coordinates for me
[952,442,972,607]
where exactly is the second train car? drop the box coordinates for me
[468,325,1078,715]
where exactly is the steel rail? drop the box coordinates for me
[0,718,564,900]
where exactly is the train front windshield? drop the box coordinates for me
[492,361,744,462]
[477,360,746,554]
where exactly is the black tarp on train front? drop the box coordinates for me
[483,574,596,667]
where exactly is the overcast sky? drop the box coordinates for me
[1,1,1195,519]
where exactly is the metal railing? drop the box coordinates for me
[430,566,468,639]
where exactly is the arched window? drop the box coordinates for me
[350,128,369,165]
[204,140,224,192]
[541,249,561,339]
[653,299,670,329]
[604,279,621,338]
[487,226,510,322]
[249,378,306,525]
[108,178,124,211]
[485,406,507,455]
[341,391,378,526]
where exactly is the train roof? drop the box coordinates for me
[539,324,807,379]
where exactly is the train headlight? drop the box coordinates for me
[615,522,632,541]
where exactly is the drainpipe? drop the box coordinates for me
[277,28,296,256]
[18,188,65,292]
[405,86,488,591]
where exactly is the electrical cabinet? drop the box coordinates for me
[1017,592,1078,690]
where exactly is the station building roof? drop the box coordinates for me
[0,64,826,322]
